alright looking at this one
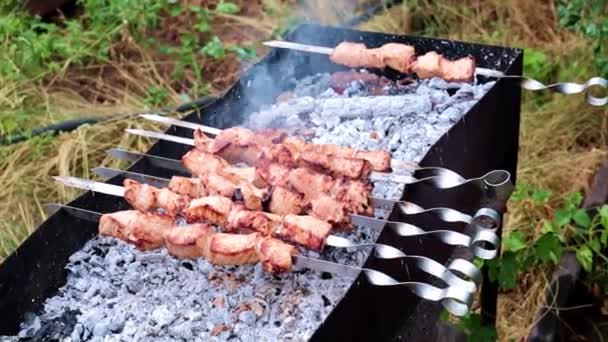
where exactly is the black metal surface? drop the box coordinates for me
[0,24,522,340]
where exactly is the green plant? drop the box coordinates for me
[557,0,608,76]
[487,184,608,291]
[144,86,170,108]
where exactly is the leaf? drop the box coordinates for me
[542,221,556,234]
[216,2,240,14]
[576,245,594,272]
[532,189,552,203]
[510,183,531,201]
[535,234,563,264]
[565,192,583,209]
[229,46,257,60]
[458,313,497,342]
[599,205,608,230]
[489,252,520,290]
[590,238,601,253]
[200,36,225,59]
[503,231,527,252]
[554,209,572,227]
[572,209,591,228]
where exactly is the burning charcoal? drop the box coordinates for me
[238,310,257,324]
[168,321,194,340]
[152,305,176,327]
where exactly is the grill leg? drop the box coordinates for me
[480,264,498,326]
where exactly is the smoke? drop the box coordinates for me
[230,1,383,127]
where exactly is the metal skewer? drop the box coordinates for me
[263,40,607,107]
[124,128,514,201]
[47,203,475,316]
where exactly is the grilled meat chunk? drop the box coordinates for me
[298,150,372,179]
[199,232,260,266]
[227,205,282,236]
[257,160,374,217]
[377,43,416,73]
[411,52,475,83]
[164,223,213,259]
[277,214,332,251]
[283,136,391,172]
[123,179,189,217]
[255,237,297,273]
[200,171,266,211]
[99,210,173,251]
[168,176,205,198]
[184,195,233,226]
[310,196,350,229]
[268,186,306,216]
[330,179,374,216]
[329,42,416,73]
[182,148,229,176]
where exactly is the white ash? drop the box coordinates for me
[11,74,494,341]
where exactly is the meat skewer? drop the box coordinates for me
[141,114,396,174]
[126,128,420,185]
[54,176,368,252]
[91,167,502,261]
[262,40,504,82]
[68,205,298,273]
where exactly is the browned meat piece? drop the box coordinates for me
[330,42,383,69]
[227,206,282,236]
[255,237,297,273]
[221,166,268,188]
[283,136,391,172]
[99,210,140,241]
[353,150,391,172]
[439,56,475,83]
[277,214,332,251]
[310,196,351,229]
[199,232,260,266]
[99,210,173,251]
[123,179,156,212]
[168,176,205,198]
[330,42,416,73]
[164,223,214,259]
[268,186,306,216]
[181,148,229,176]
[123,179,189,217]
[255,158,291,187]
[298,150,372,179]
[286,168,334,200]
[330,179,374,216]
[184,195,233,226]
[377,43,416,73]
[199,171,266,211]
[411,52,475,83]
[155,188,190,216]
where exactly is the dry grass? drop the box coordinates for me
[364,0,608,340]
[0,0,295,259]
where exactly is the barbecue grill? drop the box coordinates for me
[0,24,522,341]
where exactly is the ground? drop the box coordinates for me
[0,0,606,340]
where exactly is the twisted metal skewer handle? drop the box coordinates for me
[502,75,607,107]
[362,268,473,316]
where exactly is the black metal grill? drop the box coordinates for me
[0,24,522,341]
